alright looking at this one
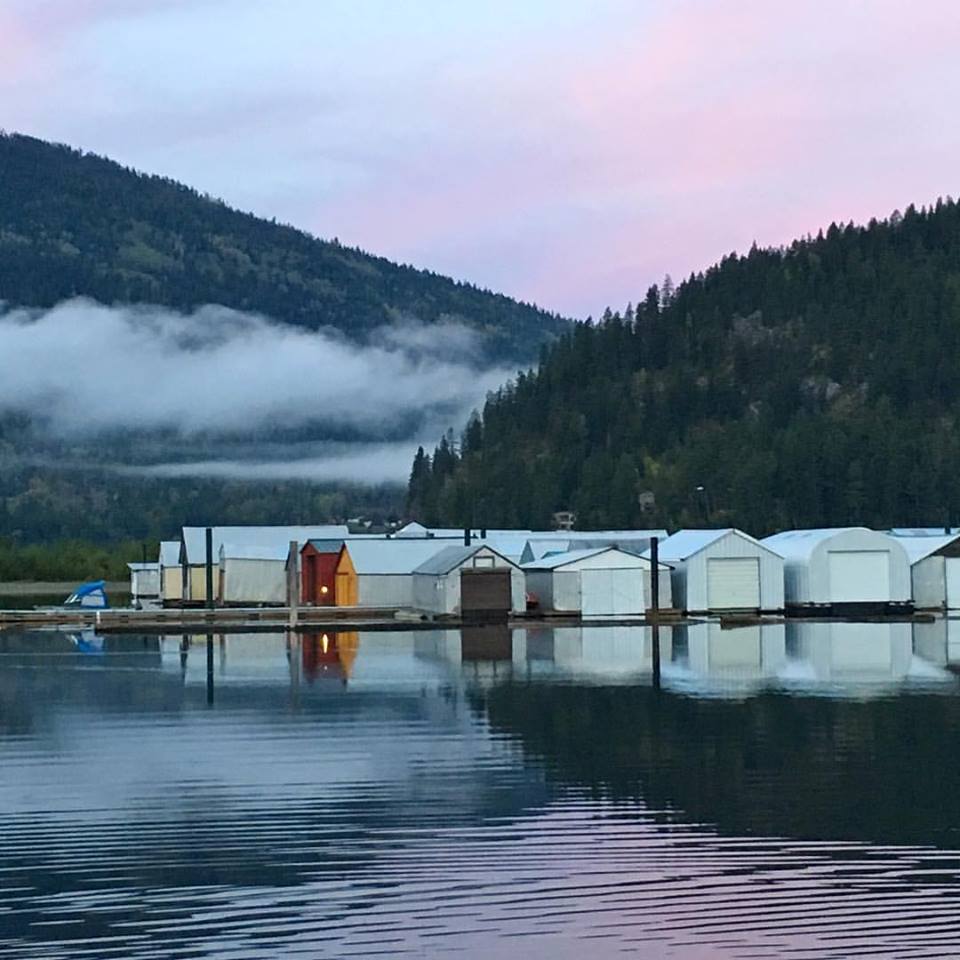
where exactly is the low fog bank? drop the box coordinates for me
[121,441,425,485]
[0,299,518,484]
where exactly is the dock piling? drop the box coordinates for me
[650,536,661,689]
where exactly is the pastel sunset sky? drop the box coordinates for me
[4,0,959,317]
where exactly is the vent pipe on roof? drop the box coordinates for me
[480,527,487,539]
[464,528,472,546]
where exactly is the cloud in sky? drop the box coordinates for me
[0,300,514,481]
[3,1,960,317]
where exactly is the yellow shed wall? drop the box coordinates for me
[335,550,359,606]
[162,568,183,601]
[189,566,208,602]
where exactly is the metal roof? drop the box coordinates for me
[127,562,159,571]
[394,521,429,536]
[181,525,348,562]
[542,529,669,541]
[889,528,960,537]
[761,527,881,562]
[342,539,450,574]
[888,533,960,563]
[394,525,533,539]
[218,543,290,561]
[523,546,667,571]
[477,534,537,559]
[414,544,519,576]
[304,539,346,553]
[653,528,781,562]
[521,539,572,563]
[159,540,180,566]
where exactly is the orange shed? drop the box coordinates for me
[334,547,359,606]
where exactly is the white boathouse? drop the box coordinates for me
[654,529,784,614]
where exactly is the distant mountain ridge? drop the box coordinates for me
[0,132,568,358]
[410,198,960,532]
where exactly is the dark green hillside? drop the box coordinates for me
[410,200,960,532]
[0,133,566,358]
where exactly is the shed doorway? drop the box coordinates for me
[581,568,641,617]
[828,550,889,603]
[461,569,511,621]
[947,558,960,610]
[707,557,760,610]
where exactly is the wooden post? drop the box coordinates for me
[205,527,214,611]
[287,540,299,629]
[180,537,188,610]
[206,633,214,705]
[650,536,661,689]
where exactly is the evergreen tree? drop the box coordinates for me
[411,197,960,533]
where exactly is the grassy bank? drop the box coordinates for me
[0,540,155,583]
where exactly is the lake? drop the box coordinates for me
[2,620,960,958]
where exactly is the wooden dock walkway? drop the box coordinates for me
[0,606,414,633]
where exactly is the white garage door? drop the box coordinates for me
[946,558,960,610]
[707,557,760,610]
[581,568,642,617]
[827,550,889,603]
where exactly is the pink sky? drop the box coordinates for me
[3,0,960,318]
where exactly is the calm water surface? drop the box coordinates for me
[2,620,960,958]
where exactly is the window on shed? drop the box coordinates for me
[472,556,496,569]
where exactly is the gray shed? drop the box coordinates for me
[889,532,960,610]
[127,562,160,602]
[523,547,672,617]
[519,529,669,565]
[653,529,784,614]
[412,545,525,616]
[762,528,911,611]
[218,544,288,605]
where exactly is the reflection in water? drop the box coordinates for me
[1,622,959,958]
[669,621,785,697]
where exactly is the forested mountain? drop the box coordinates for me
[0,132,568,550]
[0,133,566,358]
[410,200,960,533]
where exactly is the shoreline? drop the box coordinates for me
[0,581,128,596]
